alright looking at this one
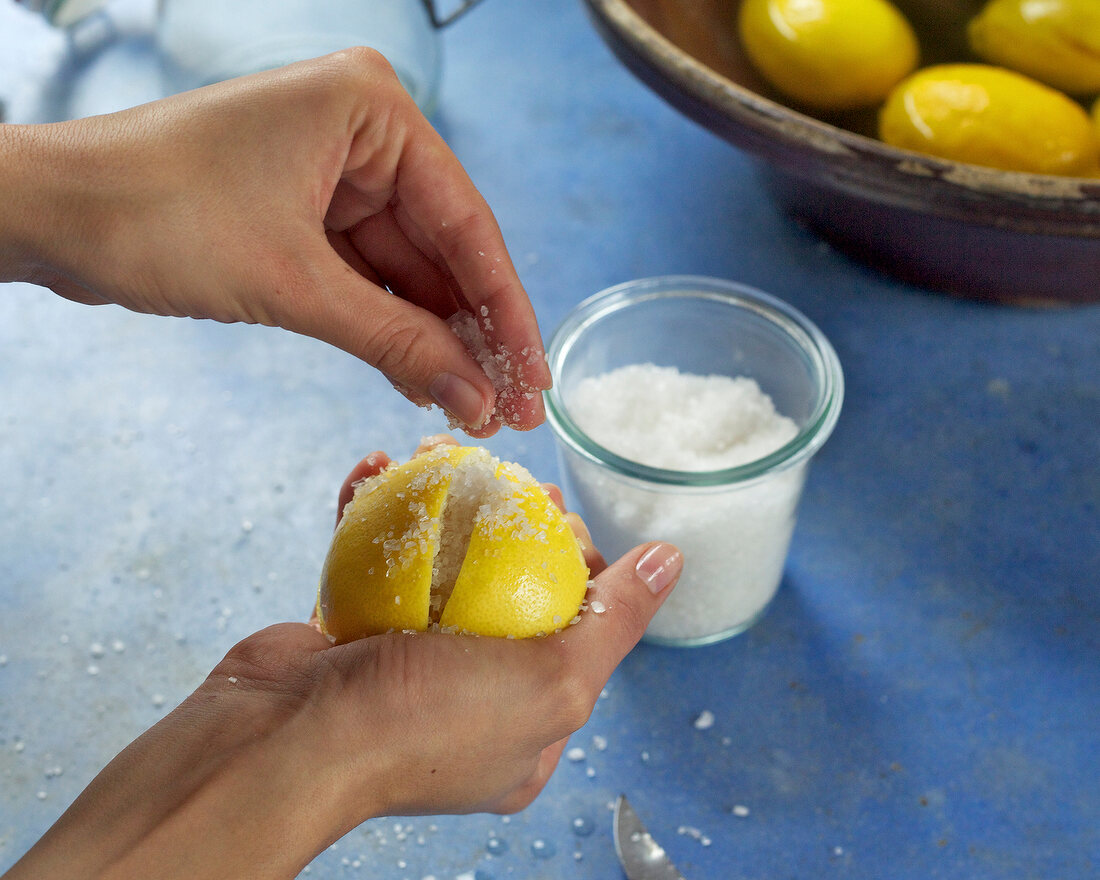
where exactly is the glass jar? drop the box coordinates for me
[16,0,107,27]
[545,276,844,647]
[155,0,483,114]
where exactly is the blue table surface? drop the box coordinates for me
[1,1,1098,878]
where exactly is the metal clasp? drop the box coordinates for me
[421,0,486,28]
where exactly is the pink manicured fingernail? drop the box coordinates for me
[635,543,682,594]
[429,373,489,429]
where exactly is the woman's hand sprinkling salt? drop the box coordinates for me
[3,446,682,880]
[0,51,551,436]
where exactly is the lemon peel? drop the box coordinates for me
[317,445,589,642]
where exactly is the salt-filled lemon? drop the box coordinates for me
[737,0,919,109]
[316,444,589,642]
[879,64,1099,176]
[968,0,1100,95]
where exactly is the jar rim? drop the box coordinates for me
[544,276,845,488]
[21,0,107,27]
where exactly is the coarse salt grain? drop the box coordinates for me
[677,825,712,846]
[446,310,532,430]
[569,364,797,471]
[562,363,803,641]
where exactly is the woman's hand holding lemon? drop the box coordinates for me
[5,441,682,880]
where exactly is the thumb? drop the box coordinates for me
[285,247,498,432]
[565,542,683,693]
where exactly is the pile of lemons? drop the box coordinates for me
[737,0,1100,176]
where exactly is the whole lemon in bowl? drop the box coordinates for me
[317,444,589,643]
[968,0,1100,95]
[737,0,919,110]
[879,63,1099,175]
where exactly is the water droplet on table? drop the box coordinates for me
[571,815,595,837]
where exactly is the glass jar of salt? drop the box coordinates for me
[545,276,843,646]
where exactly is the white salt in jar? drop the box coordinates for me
[545,276,843,647]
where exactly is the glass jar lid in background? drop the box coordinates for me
[156,0,485,115]
[16,0,108,27]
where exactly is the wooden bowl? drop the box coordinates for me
[583,0,1100,304]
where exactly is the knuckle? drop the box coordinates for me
[214,623,317,689]
[326,47,415,109]
[562,686,595,732]
[331,46,396,83]
[544,665,594,732]
[365,312,434,379]
[219,626,282,673]
[607,589,651,645]
[433,209,484,265]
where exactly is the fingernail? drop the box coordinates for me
[635,543,682,595]
[429,373,490,429]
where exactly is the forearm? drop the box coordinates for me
[4,678,364,880]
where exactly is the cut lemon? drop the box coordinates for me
[317,445,589,642]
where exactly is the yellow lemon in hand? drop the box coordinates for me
[968,0,1100,95]
[879,64,1099,176]
[317,445,589,642]
[738,0,919,110]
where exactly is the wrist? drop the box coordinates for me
[0,123,54,283]
[6,672,369,880]
[0,118,133,293]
